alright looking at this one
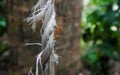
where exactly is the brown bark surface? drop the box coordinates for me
[55,0,82,75]
[6,0,83,75]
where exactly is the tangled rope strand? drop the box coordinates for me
[26,0,59,75]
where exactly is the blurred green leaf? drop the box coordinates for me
[0,15,6,36]
[82,0,120,75]
[0,15,6,27]
[0,0,5,7]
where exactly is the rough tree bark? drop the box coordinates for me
[55,0,82,75]
[6,0,82,75]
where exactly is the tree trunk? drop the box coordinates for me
[6,0,83,75]
[55,0,82,75]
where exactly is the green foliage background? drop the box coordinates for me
[0,0,7,69]
[81,0,120,75]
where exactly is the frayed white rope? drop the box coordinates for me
[35,51,43,75]
[28,68,34,75]
[26,0,59,75]
[25,43,42,46]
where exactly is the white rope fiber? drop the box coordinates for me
[26,0,59,75]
